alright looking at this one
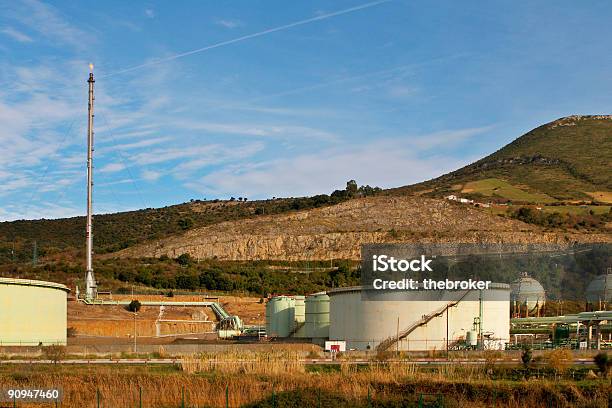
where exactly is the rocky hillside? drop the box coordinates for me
[113,196,609,261]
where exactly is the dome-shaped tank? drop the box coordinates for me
[305,293,330,339]
[510,274,545,316]
[265,296,294,337]
[586,273,612,306]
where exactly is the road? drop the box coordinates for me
[0,358,597,366]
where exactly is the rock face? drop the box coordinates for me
[113,196,609,261]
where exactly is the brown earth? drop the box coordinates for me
[68,295,265,338]
[113,196,610,261]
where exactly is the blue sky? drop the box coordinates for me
[1,0,611,221]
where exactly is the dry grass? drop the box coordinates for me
[0,352,610,408]
[181,350,305,375]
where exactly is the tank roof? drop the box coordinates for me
[0,277,70,293]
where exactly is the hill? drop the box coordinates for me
[0,115,610,265]
[113,195,609,261]
[389,115,612,203]
[0,195,352,264]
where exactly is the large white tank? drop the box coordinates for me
[328,285,510,351]
[0,277,69,346]
[305,293,330,339]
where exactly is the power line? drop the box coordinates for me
[100,0,391,78]
[97,114,148,210]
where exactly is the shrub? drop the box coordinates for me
[521,344,532,368]
[546,349,573,377]
[593,352,609,377]
[42,345,66,364]
[127,299,142,313]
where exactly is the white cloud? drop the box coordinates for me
[1,27,33,43]
[141,169,161,181]
[216,19,241,29]
[185,136,480,198]
[145,9,155,19]
[99,162,126,173]
[6,0,92,49]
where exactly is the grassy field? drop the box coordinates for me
[0,351,610,407]
[461,178,556,203]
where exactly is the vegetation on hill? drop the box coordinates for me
[0,257,360,296]
[0,181,380,265]
[389,115,612,202]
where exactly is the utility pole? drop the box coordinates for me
[85,64,97,301]
[133,312,138,354]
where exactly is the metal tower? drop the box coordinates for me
[85,64,97,300]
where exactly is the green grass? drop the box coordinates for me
[541,205,611,215]
[462,178,556,203]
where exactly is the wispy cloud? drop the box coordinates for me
[183,127,489,199]
[144,9,155,19]
[6,0,92,49]
[102,0,391,77]
[216,19,241,29]
[1,26,33,43]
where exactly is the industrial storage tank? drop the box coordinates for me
[289,295,306,337]
[265,296,294,337]
[305,293,330,340]
[0,277,70,346]
[510,274,546,317]
[586,272,611,309]
[328,285,510,351]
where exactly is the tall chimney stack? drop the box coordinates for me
[85,64,97,301]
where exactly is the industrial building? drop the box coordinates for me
[265,285,510,351]
[0,277,70,346]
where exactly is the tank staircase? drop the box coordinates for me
[376,290,472,352]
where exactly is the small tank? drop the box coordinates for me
[466,330,478,346]
[305,293,330,339]
[289,295,306,337]
[265,296,294,337]
[585,272,612,308]
[510,273,546,316]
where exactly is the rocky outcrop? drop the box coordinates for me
[112,196,610,261]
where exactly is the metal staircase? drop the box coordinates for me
[376,290,472,352]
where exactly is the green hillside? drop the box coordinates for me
[390,115,612,202]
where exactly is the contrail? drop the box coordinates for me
[101,0,391,78]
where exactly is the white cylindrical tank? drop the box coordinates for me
[0,278,69,346]
[290,296,306,337]
[466,330,478,346]
[305,293,330,339]
[328,285,510,351]
[265,296,294,337]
